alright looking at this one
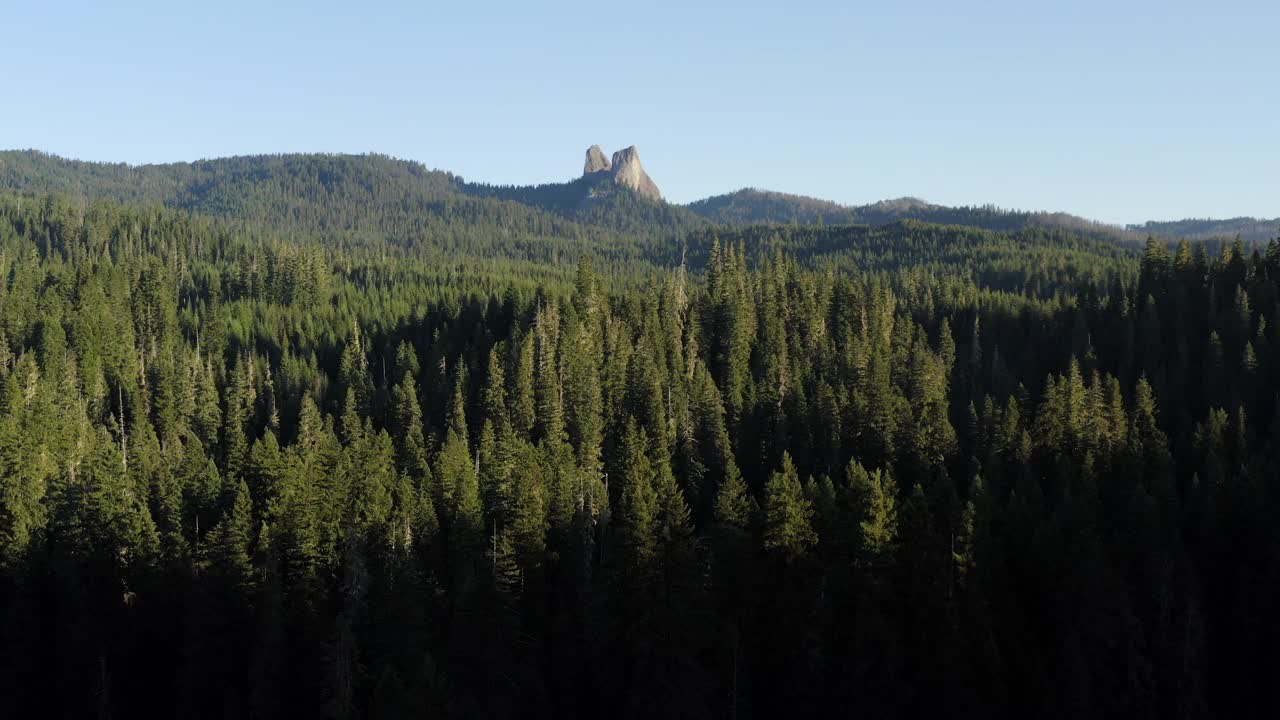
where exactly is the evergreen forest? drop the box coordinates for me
[1,154,1279,718]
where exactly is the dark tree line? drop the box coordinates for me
[1,191,1279,718]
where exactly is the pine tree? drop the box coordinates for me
[848,459,898,564]
[436,365,482,583]
[192,357,221,450]
[939,317,957,378]
[481,344,510,436]
[533,301,565,444]
[208,478,254,595]
[651,449,693,570]
[617,419,658,571]
[248,430,286,523]
[0,364,53,568]
[506,439,547,573]
[763,453,817,561]
[713,459,751,541]
[338,324,372,419]
[508,332,536,440]
[563,318,604,471]
[476,419,508,526]
[391,341,432,489]
[624,335,669,455]
[342,427,397,538]
[223,354,256,480]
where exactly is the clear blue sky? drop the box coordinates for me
[4,0,1276,224]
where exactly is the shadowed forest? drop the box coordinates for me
[1,159,1279,718]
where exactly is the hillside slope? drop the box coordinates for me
[687,188,1145,243]
[1129,217,1279,243]
[0,150,704,244]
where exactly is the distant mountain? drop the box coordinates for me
[1127,217,1279,244]
[460,145,702,234]
[687,189,858,226]
[690,188,1279,245]
[853,201,1142,243]
[0,149,458,221]
[2,149,1272,250]
[0,149,704,243]
[686,188,1141,243]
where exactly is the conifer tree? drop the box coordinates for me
[617,419,658,572]
[391,341,432,487]
[436,364,482,582]
[509,332,537,440]
[533,302,565,444]
[223,354,256,480]
[712,459,751,542]
[507,440,546,573]
[763,453,816,561]
[848,460,898,564]
[248,430,286,523]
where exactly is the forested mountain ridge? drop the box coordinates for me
[5,149,1273,247]
[1130,216,1280,244]
[0,151,1141,284]
[0,149,705,244]
[689,189,1279,244]
[689,188,1160,243]
[687,188,860,225]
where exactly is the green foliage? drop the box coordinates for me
[762,453,817,560]
[848,459,898,562]
[617,419,658,571]
[712,459,751,534]
[1,180,1279,717]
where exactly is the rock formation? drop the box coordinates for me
[608,146,661,201]
[584,145,611,174]
[581,144,661,201]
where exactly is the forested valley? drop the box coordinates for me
[1,165,1279,719]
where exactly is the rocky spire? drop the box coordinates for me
[584,145,611,174]
[608,146,661,201]
[581,144,661,201]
